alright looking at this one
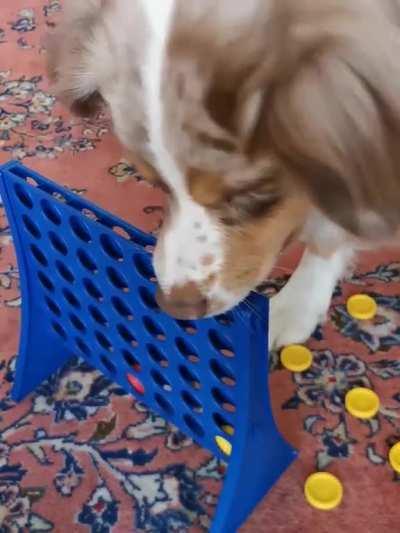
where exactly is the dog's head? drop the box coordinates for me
[48,0,400,318]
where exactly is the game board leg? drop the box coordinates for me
[211,421,296,532]
[0,165,74,401]
[11,302,74,401]
[211,299,297,532]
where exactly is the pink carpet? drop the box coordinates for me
[0,2,399,531]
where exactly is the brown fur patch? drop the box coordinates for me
[156,282,208,319]
[243,1,400,239]
[168,0,400,243]
[187,170,226,207]
[188,166,285,225]
[219,192,309,296]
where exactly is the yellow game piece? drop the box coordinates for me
[281,345,313,372]
[346,294,377,320]
[222,425,235,436]
[215,435,232,456]
[304,472,343,511]
[389,442,400,473]
[345,387,380,419]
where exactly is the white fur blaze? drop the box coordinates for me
[140,0,224,293]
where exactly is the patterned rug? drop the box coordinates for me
[0,2,399,532]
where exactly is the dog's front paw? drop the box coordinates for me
[269,292,327,350]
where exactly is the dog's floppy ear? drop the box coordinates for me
[248,15,400,240]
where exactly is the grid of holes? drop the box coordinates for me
[13,173,239,451]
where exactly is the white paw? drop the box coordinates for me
[269,291,329,350]
[267,246,351,350]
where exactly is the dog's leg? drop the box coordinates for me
[269,245,354,349]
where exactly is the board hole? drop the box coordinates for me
[83,278,103,301]
[176,338,199,363]
[122,350,141,372]
[52,191,67,203]
[212,388,236,413]
[41,199,61,225]
[9,165,29,180]
[100,234,123,261]
[154,393,174,415]
[143,317,166,341]
[70,313,86,333]
[128,229,154,248]
[176,320,197,335]
[52,321,66,339]
[215,435,232,456]
[139,286,158,310]
[127,373,145,395]
[107,267,129,292]
[95,331,113,352]
[215,312,234,327]
[112,225,130,240]
[22,215,41,238]
[63,288,80,309]
[145,244,155,255]
[70,216,91,243]
[38,271,54,292]
[76,337,91,357]
[181,391,203,413]
[48,232,68,256]
[213,413,234,435]
[111,297,133,320]
[30,244,47,266]
[147,344,168,368]
[184,414,204,438]
[179,365,201,390]
[209,330,235,358]
[77,249,98,273]
[151,369,172,392]
[89,305,108,326]
[45,296,61,317]
[81,208,98,221]
[26,176,38,187]
[101,355,116,375]
[15,184,33,208]
[117,324,138,347]
[133,254,156,282]
[56,261,75,284]
[210,359,236,387]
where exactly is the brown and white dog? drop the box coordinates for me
[48,0,400,349]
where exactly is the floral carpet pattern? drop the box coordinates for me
[0,2,399,532]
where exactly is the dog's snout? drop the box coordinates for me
[156,282,208,319]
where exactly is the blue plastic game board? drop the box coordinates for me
[0,160,297,532]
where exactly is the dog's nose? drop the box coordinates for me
[156,282,208,319]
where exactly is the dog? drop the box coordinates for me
[47,0,400,349]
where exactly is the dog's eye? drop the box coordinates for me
[215,178,283,225]
[219,190,282,225]
[188,168,283,224]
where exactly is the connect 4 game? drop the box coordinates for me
[0,160,297,532]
